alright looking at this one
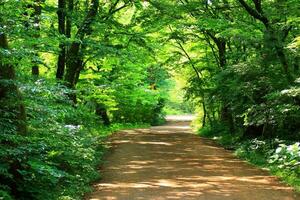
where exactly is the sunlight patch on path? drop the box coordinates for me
[87,119,299,200]
[165,114,195,122]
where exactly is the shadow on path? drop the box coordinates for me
[87,116,299,200]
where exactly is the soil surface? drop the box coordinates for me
[87,117,300,200]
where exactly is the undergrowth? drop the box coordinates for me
[198,124,300,192]
[0,79,149,200]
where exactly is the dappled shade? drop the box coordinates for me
[87,120,299,200]
[1,0,300,198]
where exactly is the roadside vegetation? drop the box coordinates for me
[1,0,300,199]
[198,126,300,192]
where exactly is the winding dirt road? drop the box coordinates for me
[87,117,299,200]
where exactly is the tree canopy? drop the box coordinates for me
[0,0,300,199]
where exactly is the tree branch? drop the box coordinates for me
[102,2,129,21]
[252,0,262,13]
[238,0,269,27]
[76,0,99,40]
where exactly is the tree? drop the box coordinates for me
[238,0,291,77]
[0,33,27,135]
[64,0,99,89]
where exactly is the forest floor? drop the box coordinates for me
[87,116,299,200]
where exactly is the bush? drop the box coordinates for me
[197,122,241,148]
[198,122,230,137]
[0,79,150,200]
[235,139,274,165]
[269,142,300,173]
[111,87,166,125]
[234,139,300,191]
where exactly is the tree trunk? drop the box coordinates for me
[220,105,234,132]
[64,0,99,93]
[25,0,43,76]
[217,39,226,69]
[0,34,27,198]
[202,99,207,127]
[32,0,42,76]
[264,27,290,77]
[56,44,66,79]
[32,65,39,76]
[64,42,81,88]
[96,103,110,126]
[0,33,27,135]
[238,0,291,77]
[66,0,74,38]
[74,57,84,85]
[206,32,234,130]
[56,0,66,79]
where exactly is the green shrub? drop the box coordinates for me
[0,79,150,199]
[269,142,300,173]
[198,122,230,138]
[234,139,300,190]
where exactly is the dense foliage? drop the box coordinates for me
[1,0,300,199]
[0,1,166,199]
[146,0,300,140]
[136,0,300,190]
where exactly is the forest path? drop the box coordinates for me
[87,116,299,200]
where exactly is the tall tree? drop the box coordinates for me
[56,0,74,79]
[0,33,27,135]
[64,0,99,89]
[24,0,43,76]
[56,0,66,79]
[238,0,291,77]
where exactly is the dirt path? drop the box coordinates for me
[87,118,299,200]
